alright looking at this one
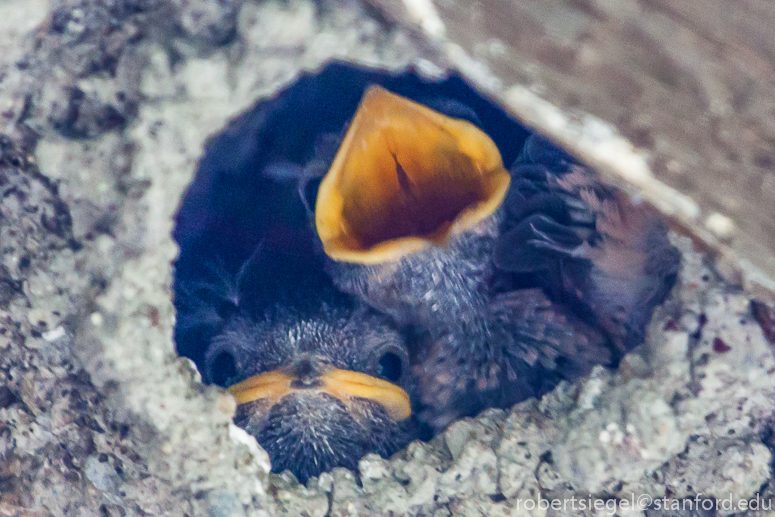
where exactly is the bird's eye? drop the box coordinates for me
[378,352,403,383]
[209,351,237,387]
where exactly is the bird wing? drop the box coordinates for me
[494,134,681,353]
[414,288,609,431]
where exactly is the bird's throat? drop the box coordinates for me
[315,85,511,265]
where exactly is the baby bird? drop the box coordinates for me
[314,86,680,430]
[201,244,415,483]
[172,86,418,482]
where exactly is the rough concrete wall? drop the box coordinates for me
[366,0,775,295]
[1,1,774,516]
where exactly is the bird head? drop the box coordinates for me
[202,248,414,483]
[315,85,511,265]
[206,306,413,483]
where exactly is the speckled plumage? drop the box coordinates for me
[321,131,680,430]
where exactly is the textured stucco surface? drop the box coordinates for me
[1,1,774,516]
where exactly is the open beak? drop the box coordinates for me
[315,85,511,265]
[227,368,412,421]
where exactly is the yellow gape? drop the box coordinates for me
[315,85,511,265]
[228,368,412,421]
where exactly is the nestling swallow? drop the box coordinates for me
[176,233,416,484]
[314,86,680,430]
[172,75,422,482]
[200,244,415,483]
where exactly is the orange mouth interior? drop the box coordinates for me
[315,85,511,264]
[227,368,412,421]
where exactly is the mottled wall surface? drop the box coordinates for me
[0,1,774,516]
[367,0,775,295]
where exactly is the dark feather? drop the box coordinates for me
[495,134,681,351]
[415,288,609,430]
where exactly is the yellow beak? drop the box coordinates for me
[315,85,511,264]
[227,368,412,421]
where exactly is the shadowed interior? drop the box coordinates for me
[316,86,511,264]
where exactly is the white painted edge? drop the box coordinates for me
[402,0,446,37]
